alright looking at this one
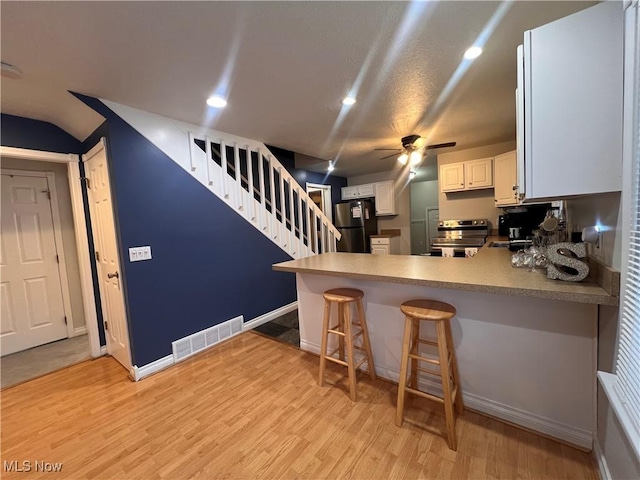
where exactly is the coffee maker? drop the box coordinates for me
[500,205,550,251]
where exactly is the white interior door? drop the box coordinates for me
[83,143,132,371]
[1,174,68,355]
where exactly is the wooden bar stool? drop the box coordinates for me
[395,299,463,450]
[318,288,376,401]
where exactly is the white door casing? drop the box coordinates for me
[1,173,68,355]
[306,183,333,223]
[0,147,101,359]
[83,141,132,370]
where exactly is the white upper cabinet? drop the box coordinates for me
[341,180,396,216]
[517,2,623,201]
[341,183,374,200]
[494,150,519,207]
[464,157,493,190]
[374,180,396,216]
[440,163,465,192]
[440,158,493,192]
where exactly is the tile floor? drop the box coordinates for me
[1,334,92,388]
[253,310,300,347]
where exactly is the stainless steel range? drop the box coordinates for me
[430,219,489,257]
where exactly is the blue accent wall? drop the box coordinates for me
[74,94,296,366]
[267,145,347,207]
[1,114,82,153]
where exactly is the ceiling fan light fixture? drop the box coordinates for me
[409,170,417,180]
[398,153,409,165]
[409,151,422,167]
[327,161,335,172]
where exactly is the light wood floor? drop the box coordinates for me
[1,332,597,479]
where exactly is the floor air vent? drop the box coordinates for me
[172,315,243,363]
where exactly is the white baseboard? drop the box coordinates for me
[593,437,612,480]
[300,340,592,449]
[100,346,107,356]
[132,310,280,382]
[132,355,174,382]
[243,301,298,331]
[73,326,87,336]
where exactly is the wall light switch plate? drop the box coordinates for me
[129,246,152,262]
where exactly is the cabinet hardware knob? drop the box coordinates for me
[107,271,119,279]
[512,185,519,191]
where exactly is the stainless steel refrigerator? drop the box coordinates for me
[335,200,378,253]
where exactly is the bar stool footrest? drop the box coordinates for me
[404,386,445,404]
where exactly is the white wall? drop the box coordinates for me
[349,168,412,255]
[437,141,516,228]
[1,158,86,330]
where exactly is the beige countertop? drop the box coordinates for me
[273,242,618,306]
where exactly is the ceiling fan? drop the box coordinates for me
[375,134,456,165]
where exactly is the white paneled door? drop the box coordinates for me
[0,174,68,356]
[84,142,132,371]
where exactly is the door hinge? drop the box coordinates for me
[104,321,109,331]
[56,254,60,263]
[95,251,100,262]
[64,316,68,325]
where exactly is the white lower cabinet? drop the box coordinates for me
[370,236,400,255]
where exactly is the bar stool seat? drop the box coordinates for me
[396,299,463,450]
[318,288,376,401]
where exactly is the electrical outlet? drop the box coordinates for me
[594,231,603,257]
[129,246,152,262]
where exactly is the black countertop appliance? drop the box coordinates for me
[335,200,377,253]
[502,204,550,251]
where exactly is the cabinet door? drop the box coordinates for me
[465,157,493,189]
[357,184,375,198]
[374,181,396,215]
[440,164,465,192]
[494,151,519,206]
[521,2,623,199]
[371,244,389,255]
[341,186,358,200]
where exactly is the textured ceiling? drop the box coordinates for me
[0,1,595,177]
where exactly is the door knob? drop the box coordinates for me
[107,272,119,279]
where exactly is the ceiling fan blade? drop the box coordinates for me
[380,152,400,160]
[374,148,401,151]
[424,142,457,150]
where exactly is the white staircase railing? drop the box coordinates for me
[188,133,340,258]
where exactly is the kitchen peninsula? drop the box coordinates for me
[273,248,618,449]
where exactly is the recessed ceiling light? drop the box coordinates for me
[342,96,356,106]
[206,95,227,108]
[328,161,335,172]
[464,46,483,60]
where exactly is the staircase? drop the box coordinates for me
[187,132,340,258]
[99,100,340,258]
